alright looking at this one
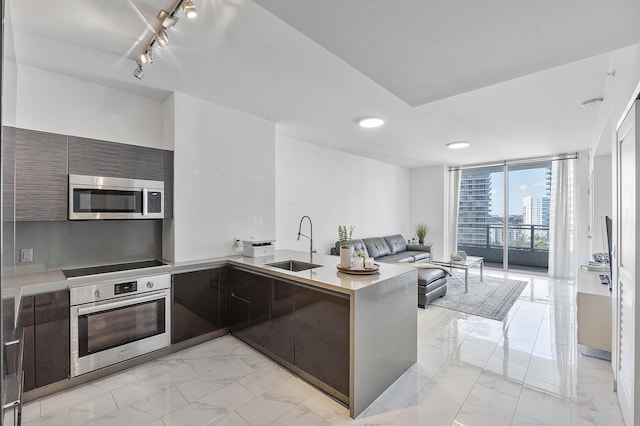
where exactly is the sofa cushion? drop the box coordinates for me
[363,237,392,258]
[383,234,407,254]
[333,239,369,258]
[350,239,369,258]
[376,253,415,263]
[405,251,430,262]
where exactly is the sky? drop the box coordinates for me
[489,168,549,216]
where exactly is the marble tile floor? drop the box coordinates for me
[22,270,622,425]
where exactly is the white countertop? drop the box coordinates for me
[7,250,416,298]
[228,250,416,295]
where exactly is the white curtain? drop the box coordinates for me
[548,158,577,279]
[446,169,461,259]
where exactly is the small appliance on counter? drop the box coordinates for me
[243,240,275,257]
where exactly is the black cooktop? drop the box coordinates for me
[63,260,167,278]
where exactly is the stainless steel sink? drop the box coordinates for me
[265,260,322,272]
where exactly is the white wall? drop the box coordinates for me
[275,135,410,255]
[590,43,639,156]
[409,166,447,258]
[5,62,167,149]
[171,93,276,262]
[591,154,613,255]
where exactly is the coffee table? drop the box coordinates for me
[431,256,484,293]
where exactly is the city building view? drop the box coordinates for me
[457,165,552,270]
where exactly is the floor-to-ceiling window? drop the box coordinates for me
[457,162,551,273]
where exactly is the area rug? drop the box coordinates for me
[430,275,528,321]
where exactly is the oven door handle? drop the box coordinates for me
[76,291,168,316]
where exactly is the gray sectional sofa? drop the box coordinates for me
[330,234,447,307]
[330,234,432,263]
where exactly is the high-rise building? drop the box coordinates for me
[457,172,492,246]
[523,196,546,225]
[543,166,551,226]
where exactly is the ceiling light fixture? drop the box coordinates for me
[581,97,604,107]
[358,117,385,128]
[133,64,144,80]
[183,0,197,19]
[446,141,470,149]
[132,0,197,79]
[156,30,169,48]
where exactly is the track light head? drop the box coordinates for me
[183,0,197,19]
[158,10,179,28]
[139,49,155,64]
[156,30,169,48]
[133,64,144,80]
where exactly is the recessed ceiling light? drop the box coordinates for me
[581,97,604,107]
[358,117,384,128]
[447,141,470,149]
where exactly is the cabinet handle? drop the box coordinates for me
[230,292,250,304]
[77,290,168,315]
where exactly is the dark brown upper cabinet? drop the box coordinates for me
[14,128,68,221]
[163,150,174,219]
[68,136,164,181]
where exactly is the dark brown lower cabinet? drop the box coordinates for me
[229,267,349,399]
[18,296,35,392]
[171,266,228,344]
[18,290,69,392]
[34,290,70,387]
[294,285,349,398]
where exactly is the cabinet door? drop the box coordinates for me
[34,290,69,387]
[14,128,68,221]
[68,136,163,181]
[163,150,174,218]
[229,267,250,339]
[17,296,35,392]
[262,279,295,364]
[3,126,15,222]
[172,267,225,344]
[295,286,350,398]
[248,273,270,346]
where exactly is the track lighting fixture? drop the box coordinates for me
[133,64,144,79]
[156,30,169,48]
[132,0,197,79]
[183,0,197,19]
[138,48,155,64]
[158,10,179,29]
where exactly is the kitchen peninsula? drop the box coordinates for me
[11,250,417,419]
[227,250,418,418]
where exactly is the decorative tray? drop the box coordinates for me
[336,264,380,275]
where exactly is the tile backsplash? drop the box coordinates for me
[15,220,163,272]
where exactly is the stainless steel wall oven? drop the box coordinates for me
[70,274,171,377]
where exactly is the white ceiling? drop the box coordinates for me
[6,0,640,168]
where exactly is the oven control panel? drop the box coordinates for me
[70,274,171,306]
[114,281,137,295]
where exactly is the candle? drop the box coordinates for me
[364,257,375,268]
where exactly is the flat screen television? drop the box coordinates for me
[605,215,613,291]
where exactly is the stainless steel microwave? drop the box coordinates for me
[69,174,164,220]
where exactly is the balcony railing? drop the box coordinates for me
[457,223,549,269]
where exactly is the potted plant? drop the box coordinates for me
[415,223,429,245]
[338,225,355,267]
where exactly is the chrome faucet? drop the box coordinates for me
[297,215,315,263]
